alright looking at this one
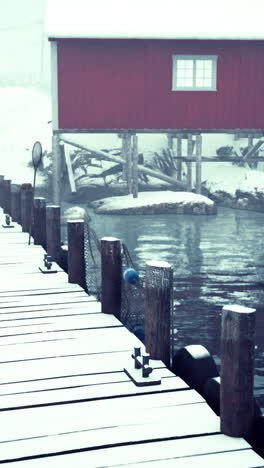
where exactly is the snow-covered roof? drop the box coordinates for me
[46,0,264,41]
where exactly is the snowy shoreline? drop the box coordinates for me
[90,191,217,215]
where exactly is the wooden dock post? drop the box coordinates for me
[46,205,61,262]
[187,134,193,191]
[196,134,202,194]
[132,134,139,198]
[33,197,47,248]
[0,176,4,211]
[220,305,256,437]
[20,185,33,233]
[101,237,122,319]
[67,220,86,290]
[3,179,11,214]
[11,184,21,223]
[145,261,173,367]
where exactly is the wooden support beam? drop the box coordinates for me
[145,261,173,367]
[124,134,132,193]
[33,197,47,248]
[67,220,86,290]
[52,133,61,205]
[46,205,61,262]
[196,134,202,194]
[101,237,122,319]
[132,135,139,198]
[220,305,255,438]
[187,134,193,191]
[176,135,182,181]
[62,143,76,193]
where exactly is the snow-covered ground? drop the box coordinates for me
[202,162,264,196]
[90,191,216,215]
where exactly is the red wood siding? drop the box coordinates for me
[56,39,264,130]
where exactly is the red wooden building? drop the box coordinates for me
[46,1,264,133]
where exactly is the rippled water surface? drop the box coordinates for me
[69,207,264,409]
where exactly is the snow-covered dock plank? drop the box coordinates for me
[0,209,262,467]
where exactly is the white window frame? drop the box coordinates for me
[172,55,218,91]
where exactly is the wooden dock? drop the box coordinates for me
[0,210,263,467]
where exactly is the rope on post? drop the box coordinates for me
[220,304,256,437]
[101,237,122,319]
[145,260,173,367]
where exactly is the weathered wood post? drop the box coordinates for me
[176,135,182,181]
[132,134,139,198]
[0,176,4,210]
[20,184,33,232]
[196,134,202,194]
[52,133,62,205]
[101,237,122,319]
[33,197,47,248]
[220,305,256,437]
[67,220,86,290]
[187,134,193,191]
[145,261,173,367]
[3,179,11,214]
[11,184,21,222]
[46,205,61,263]
[126,134,132,194]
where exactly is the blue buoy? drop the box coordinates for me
[123,267,140,285]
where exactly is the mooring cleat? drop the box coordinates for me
[124,347,161,387]
[2,214,14,228]
[39,253,57,274]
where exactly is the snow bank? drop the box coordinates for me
[202,163,264,196]
[90,191,217,215]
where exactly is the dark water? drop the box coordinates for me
[66,206,264,410]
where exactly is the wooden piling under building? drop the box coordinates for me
[0,198,263,466]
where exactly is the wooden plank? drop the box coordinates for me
[0,375,188,411]
[0,293,94,308]
[0,286,84,296]
[0,326,138,358]
[0,305,101,320]
[0,398,219,462]
[0,351,166,383]
[0,316,126,339]
[0,367,175,395]
[2,435,259,468]
[0,327,124,346]
[117,451,264,467]
[0,301,100,315]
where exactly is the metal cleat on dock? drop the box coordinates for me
[124,346,161,387]
[39,253,57,274]
[2,214,14,228]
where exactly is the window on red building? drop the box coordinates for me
[172,55,218,91]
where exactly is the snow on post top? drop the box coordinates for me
[45,0,264,40]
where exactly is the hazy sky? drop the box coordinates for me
[0,0,49,86]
